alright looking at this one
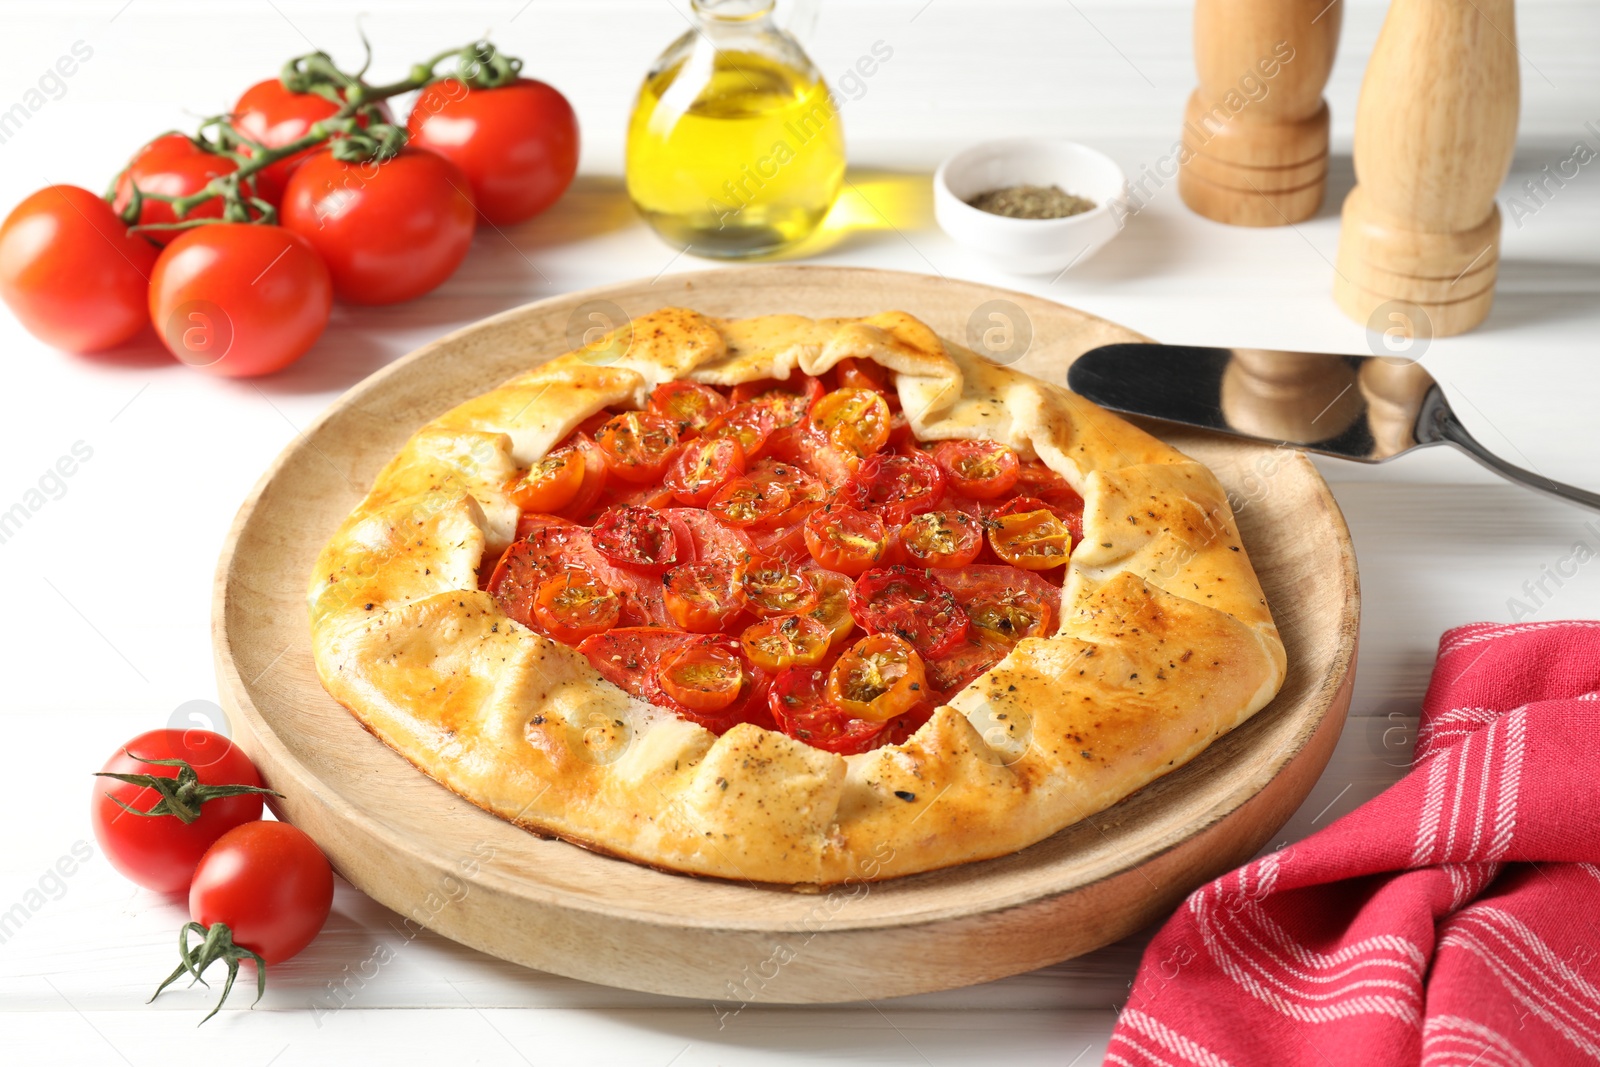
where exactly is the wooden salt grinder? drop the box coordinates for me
[1179,0,1342,226]
[1334,0,1520,337]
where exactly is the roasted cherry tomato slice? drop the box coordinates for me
[769,667,888,755]
[532,569,621,643]
[706,476,792,529]
[895,510,984,569]
[740,613,832,672]
[809,387,891,459]
[743,557,818,617]
[926,627,1012,696]
[487,533,580,628]
[834,356,890,394]
[934,440,1021,500]
[577,627,700,700]
[1012,462,1087,540]
[664,435,746,507]
[590,505,686,573]
[804,570,857,648]
[594,410,680,484]
[841,452,946,527]
[508,446,586,513]
[663,560,748,633]
[827,634,928,723]
[935,565,1059,642]
[988,508,1073,571]
[731,375,823,426]
[702,403,776,459]
[648,380,729,436]
[803,505,888,576]
[657,642,745,713]
[849,566,969,658]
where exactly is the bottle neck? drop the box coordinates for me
[692,0,777,25]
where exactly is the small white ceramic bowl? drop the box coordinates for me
[933,138,1129,275]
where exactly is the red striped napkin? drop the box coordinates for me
[1105,621,1600,1066]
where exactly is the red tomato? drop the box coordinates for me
[702,403,776,459]
[407,77,579,225]
[578,627,699,699]
[803,504,888,575]
[280,147,476,305]
[90,729,275,894]
[934,440,1021,499]
[509,447,586,513]
[187,821,332,965]
[841,452,946,527]
[742,556,819,617]
[593,410,680,484]
[809,387,891,459]
[113,134,245,243]
[925,627,1012,696]
[894,510,984,569]
[649,380,729,436]
[552,433,609,520]
[0,185,158,352]
[827,634,928,723]
[1011,462,1087,541]
[850,566,969,658]
[769,666,888,754]
[833,356,889,394]
[148,223,331,377]
[664,435,745,506]
[533,569,621,643]
[591,505,686,573]
[664,560,749,632]
[707,475,792,530]
[935,565,1060,642]
[232,79,389,205]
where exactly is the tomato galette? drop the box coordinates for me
[309,308,1286,885]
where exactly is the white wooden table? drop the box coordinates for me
[4,2,1598,1063]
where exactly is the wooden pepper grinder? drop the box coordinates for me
[1179,0,1343,227]
[1333,0,1519,336]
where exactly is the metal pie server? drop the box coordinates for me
[1066,344,1600,513]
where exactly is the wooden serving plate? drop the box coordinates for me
[214,266,1358,1003]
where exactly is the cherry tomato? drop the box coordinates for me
[895,510,984,569]
[936,565,1059,642]
[578,627,699,700]
[988,507,1073,571]
[809,387,891,459]
[90,729,275,894]
[740,613,831,672]
[657,642,745,713]
[664,435,745,506]
[0,185,158,352]
[593,410,680,484]
[149,223,331,377]
[841,452,946,527]
[508,446,586,513]
[803,505,888,576]
[702,402,776,459]
[407,77,579,225]
[934,440,1021,499]
[743,556,818,617]
[281,147,476,305]
[113,134,245,243]
[232,79,388,205]
[533,569,621,643]
[850,566,969,658]
[1012,462,1087,541]
[664,560,748,632]
[553,433,609,520]
[667,508,754,563]
[189,821,333,965]
[834,357,890,394]
[804,570,857,648]
[707,475,792,530]
[591,505,685,573]
[827,634,928,723]
[769,667,887,754]
[926,627,1012,696]
[649,380,729,436]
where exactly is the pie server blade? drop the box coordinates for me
[1067,343,1600,513]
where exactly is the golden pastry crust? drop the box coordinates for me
[308,308,1286,885]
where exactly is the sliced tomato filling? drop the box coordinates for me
[487,367,1084,753]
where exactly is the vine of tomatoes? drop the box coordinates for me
[0,36,578,375]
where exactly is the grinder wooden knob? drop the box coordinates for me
[1179,0,1343,226]
[1333,0,1520,337]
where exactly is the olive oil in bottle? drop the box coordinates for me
[625,0,845,258]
